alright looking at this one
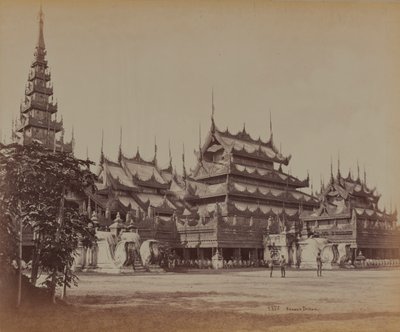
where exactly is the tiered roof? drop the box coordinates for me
[303,168,397,222]
[94,146,186,217]
[211,126,291,165]
[13,7,72,152]
[184,117,318,220]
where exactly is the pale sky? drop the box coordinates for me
[1,0,399,212]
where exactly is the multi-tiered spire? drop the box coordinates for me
[14,6,72,153]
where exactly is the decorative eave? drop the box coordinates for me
[123,150,156,166]
[230,164,308,188]
[228,183,318,206]
[103,165,138,193]
[197,122,291,171]
[191,161,229,180]
[216,127,278,152]
[184,182,228,201]
[16,116,63,133]
[131,172,170,189]
[154,196,176,214]
[228,203,300,220]
[229,143,291,165]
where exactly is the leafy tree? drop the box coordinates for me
[0,142,96,304]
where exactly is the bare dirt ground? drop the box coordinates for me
[2,268,400,332]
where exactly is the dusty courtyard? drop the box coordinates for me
[2,268,400,331]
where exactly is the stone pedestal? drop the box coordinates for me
[298,237,334,270]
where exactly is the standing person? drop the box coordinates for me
[280,255,286,278]
[316,252,323,277]
[269,243,278,278]
[269,258,274,278]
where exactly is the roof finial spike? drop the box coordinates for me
[310,176,314,196]
[86,146,89,161]
[168,139,172,168]
[100,129,104,166]
[118,127,123,163]
[320,173,324,192]
[198,123,203,162]
[211,88,215,132]
[242,122,246,133]
[182,143,187,180]
[153,135,157,164]
[363,164,367,185]
[37,3,45,49]
[330,155,334,182]
[269,110,273,142]
[337,151,341,179]
[357,159,360,181]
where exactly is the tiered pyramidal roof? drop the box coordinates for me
[13,7,73,152]
[306,164,397,222]
[185,111,319,224]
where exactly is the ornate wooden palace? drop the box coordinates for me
[301,166,399,261]
[84,113,319,264]
[12,7,400,269]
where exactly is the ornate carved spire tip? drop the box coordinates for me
[37,4,45,49]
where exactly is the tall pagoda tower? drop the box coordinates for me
[13,7,73,153]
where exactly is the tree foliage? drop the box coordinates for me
[0,142,96,300]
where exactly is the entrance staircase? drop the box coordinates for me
[133,256,147,272]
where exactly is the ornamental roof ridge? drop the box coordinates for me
[130,172,169,189]
[123,150,156,166]
[216,126,273,147]
[229,142,291,165]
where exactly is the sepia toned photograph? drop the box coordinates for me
[0,1,399,331]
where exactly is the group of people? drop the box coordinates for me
[268,252,323,278]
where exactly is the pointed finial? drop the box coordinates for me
[269,111,273,142]
[357,159,360,181]
[100,129,104,165]
[337,151,341,179]
[118,127,123,163]
[211,88,215,132]
[167,139,172,169]
[310,176,314,196]
[330,156,333,182]
[320,174,324,192]
[182,143,187,179]
[242,122,246,132]
[86,146,89,160]
[153,136,158,163]
[198,123,202,162]
[363,164,367,185]
[37,4,45,49]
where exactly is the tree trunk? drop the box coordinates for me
[30,235,41,286]
[61,265,68,300]
[51,186,66,304]
[16,216,22,308]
